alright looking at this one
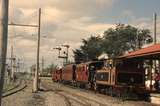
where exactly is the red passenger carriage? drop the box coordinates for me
[76,61,104,88]
[61,64,76,83]
[76,63,88,84]
[52,68,62,82]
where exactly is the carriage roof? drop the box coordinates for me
[119,44,160,59]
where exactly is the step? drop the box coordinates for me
[150,93,160,105]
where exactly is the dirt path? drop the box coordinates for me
[2,81,45,106]
[2,78,157,106]
[41,78,155,106]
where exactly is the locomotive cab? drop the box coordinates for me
[116,59,145,87]
[96,59,114,86]
[95,59,146,96]
[88,61,104,87]
[114,59,146,95]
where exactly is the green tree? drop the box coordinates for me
[73,36,103,63]
[73,49,85,63]
[103,24,153,58]
[43,63,57,75]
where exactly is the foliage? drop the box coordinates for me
[73,36,103,63]
[42,63,57,75]
[102,24,153,58]
[73,24,153,62]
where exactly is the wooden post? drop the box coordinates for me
[153,13,157,91]
[0,0,9,105]
[150,60,153,90]
[33,8,41,92]
[153,13,157,44]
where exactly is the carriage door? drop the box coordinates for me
[72,64,76,81]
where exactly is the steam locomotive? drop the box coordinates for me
[52,59,148,98]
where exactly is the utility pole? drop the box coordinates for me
[150,13,157,90]
[0,0,9,105]
[154,13,157,44]
[8,9,40,92]
[33,8,41,92]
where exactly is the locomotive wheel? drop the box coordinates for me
[79,83,86,89]
[72,81,76,87]
[120,88,129,100]
[88,83,91,89]
[116,90,121,98]
[85,83,90,90]
[109,87,113,96]
[77,83,80,88]
[87,82,91,89]
[93,82,97,93]
[105,88,109,95]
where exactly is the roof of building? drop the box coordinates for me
[120,43,160,59]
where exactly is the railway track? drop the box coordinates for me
[2,79,27,98]
[41,79,109,106]
[41,83,91,106]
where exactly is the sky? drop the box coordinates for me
[1,0,160,70]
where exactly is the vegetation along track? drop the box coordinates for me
[2,79,27,98]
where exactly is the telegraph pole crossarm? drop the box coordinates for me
[154,13,157,44]
[8,23,38,27]
[8,8,41,92]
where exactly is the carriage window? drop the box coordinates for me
[89,65,96,72]
[109,63,113,69]
[105,63,112,68]
[90,62,104,70]
[96,72,109,81]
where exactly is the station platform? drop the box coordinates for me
[150,93,160,105]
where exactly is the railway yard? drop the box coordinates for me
[1,1,160,106]
[1,77,157,106]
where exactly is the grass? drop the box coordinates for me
[3,80,19,93]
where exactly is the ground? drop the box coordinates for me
[2,77,157,106]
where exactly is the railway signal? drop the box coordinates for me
[61,44,70,64]
[53,47,62,57]
[53,45,70,65]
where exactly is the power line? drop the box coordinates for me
[7,8,41,93]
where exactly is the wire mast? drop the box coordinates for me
[0,0,9,105]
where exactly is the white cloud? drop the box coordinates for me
[86,23,115,34]
[5,0,160,70]
[131,16,160,43]
[10,0,114,11]
[5,0,116,69]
